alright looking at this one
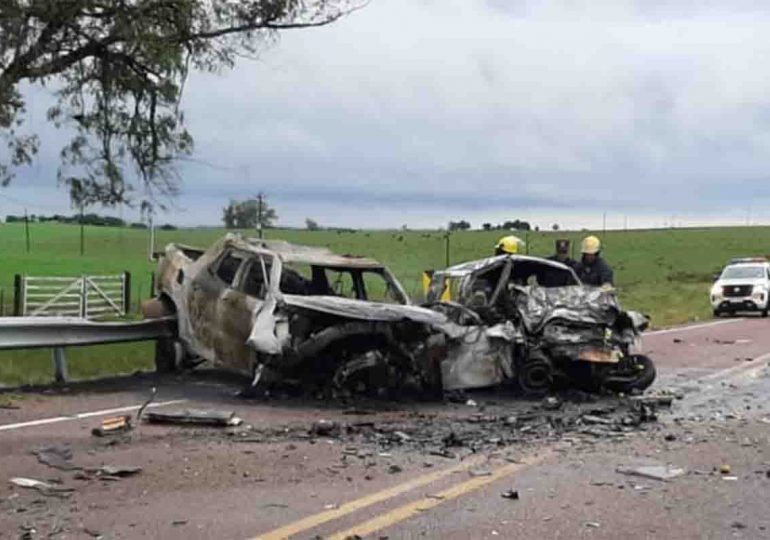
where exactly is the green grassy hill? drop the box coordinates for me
[1,222,768,385]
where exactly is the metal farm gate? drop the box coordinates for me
[14,273,131,319]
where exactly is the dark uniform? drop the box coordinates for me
[575,256,614,287]
[542,239,577,287]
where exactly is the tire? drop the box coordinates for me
[762,307,769,318]
[517,352,554,396]
[712,309,721,318]
[154,337,184,373]
[603,354,656,393]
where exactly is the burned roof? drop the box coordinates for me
[437,254,575,278]
[228,235,385,269]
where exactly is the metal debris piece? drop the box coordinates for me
[630,395,674,408]
[719,464,732,475]
[97,465,142,477]
[144,409,242,427]
[311,419,339,437]
[542,396,562,411]
[616,465,685,481]
[581,415,614,425]
[9,477,74,496]
[92,415,133,437]
[136,387,158,421]
[32,445,80,471]
[500,489,519,500]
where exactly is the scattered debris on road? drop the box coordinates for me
[9,477,74,496]
[310,419,340,437]
[95,465,142,478]
[616,464,686,481]
[501,489,520,500]
[32,444,80,471]
[144,409,242,427]
[91,414,133,437]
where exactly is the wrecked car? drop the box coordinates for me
[425,254,656,394]
[143,234,447,395]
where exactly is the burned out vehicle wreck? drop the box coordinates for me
[144,236,656,398]
[425,255,656,395]
[144,234,448,395]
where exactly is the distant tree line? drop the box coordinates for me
[448,219,533,231]
[481,219,532,231]
[448,220,472,231]
[4,213,176,229]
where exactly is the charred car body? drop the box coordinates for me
[145,236,655,397]
[425,255,656,394]
[144,234,446,395]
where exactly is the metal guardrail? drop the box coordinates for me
[0,316,175,382]
[0,317,174,349]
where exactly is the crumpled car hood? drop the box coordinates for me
[282,295,447,325]
[514,285,621,332]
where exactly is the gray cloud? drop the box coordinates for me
[6,0,770,228]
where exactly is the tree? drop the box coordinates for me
[482,222,492,231]
[305,218,320,231]
[552,223,559,231]
[0,1,359,207]
[501,219,531,231]
[222,197,277,229]
[448,220,471,231]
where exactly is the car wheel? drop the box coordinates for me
[762,307,769,318]
[712,309,721,318]
[603,355,656,393]
[154,338,184,373]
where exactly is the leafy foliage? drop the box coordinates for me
[222,196,277,228]
[0,1,358,207]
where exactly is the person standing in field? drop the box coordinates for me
[542,239,578,287]
[575,235,614,287]
[494,235,525,255]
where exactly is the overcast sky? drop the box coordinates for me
[6,0,770,229]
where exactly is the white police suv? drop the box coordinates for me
[711,258,770,317]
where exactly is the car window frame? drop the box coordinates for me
[236,254,273,300]
[210,249,248,287]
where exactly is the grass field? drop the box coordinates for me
[1,222,769,386]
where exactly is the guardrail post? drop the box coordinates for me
[52,347,68,383]
[13,274,22,316]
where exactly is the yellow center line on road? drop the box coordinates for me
[327,451,552,540]
[252,453,491,540]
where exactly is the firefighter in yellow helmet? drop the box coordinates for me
[575,235,614,287]
[494,235,525,255]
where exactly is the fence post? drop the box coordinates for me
[123,271,131,315]
[13,274,22,316]
[80,277,87,318]
[52,347,68,383]
[150,272,155,297]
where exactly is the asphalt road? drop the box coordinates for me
[1,316,770,539]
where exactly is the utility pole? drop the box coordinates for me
[444,231,450,267]
[256,192,264,239]
[79,203,85,256]
[602,212,607,237]
[148,208,156,260]
[24,209,30,253]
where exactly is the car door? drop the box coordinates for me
[187,249,246,363]
[215,253,272,373]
